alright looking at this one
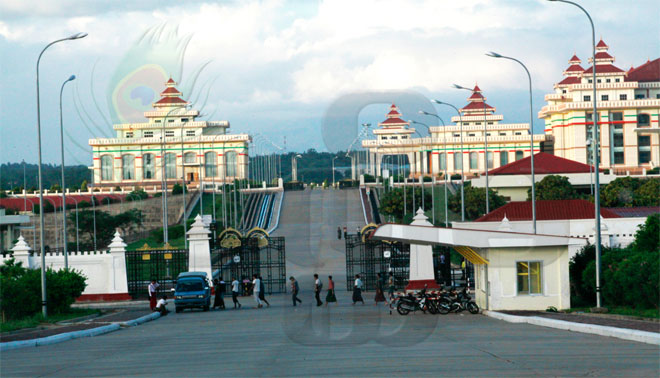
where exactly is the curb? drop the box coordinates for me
[1,324,120,352]
[120,312,161,327]
[1,312,161,351]
[484,310,660,346]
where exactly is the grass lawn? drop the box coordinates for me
[567,306,660,319]
[188,193,243,222]
[126,235,186,251]
[1,308,101,333]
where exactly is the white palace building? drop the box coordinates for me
[89,79,251,189]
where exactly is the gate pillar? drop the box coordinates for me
[405,208,439,292]
[187,214,213,285]
[108,230,129,296]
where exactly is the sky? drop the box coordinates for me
[1,0,659,166]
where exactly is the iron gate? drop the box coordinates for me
[211,236,286,294]
[345,233,461,291]
[125,248,189,299]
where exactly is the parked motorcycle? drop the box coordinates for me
[396,288,430,315]
[437,287,479,314]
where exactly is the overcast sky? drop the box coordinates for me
[1,0,658,165]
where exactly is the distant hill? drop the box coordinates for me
[0,163,90,191]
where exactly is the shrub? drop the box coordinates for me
[0,259,87,320]
[450,174,462,180]
[171,183,183,195]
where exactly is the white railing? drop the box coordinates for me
[89,134,251,145]
[361,134,546,147]
[113,120,229,130]
[429,123,530,133]
[539,98,660,117]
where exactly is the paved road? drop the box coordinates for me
[2,291,658,377]
[274,188,364,290]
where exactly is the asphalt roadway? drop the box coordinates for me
[2,291,659,377]
[274,188,365,291]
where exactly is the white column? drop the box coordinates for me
[431,152,440,175]
[11,235,34,268]
[405,209,439,291]
[108,230,129,295]
[186,214,213,285]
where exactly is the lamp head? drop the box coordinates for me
[452,84,468,90]
[68,32,88,40]
[67,75,76,82]
[432,99,444,105]
[417,110,426,115]
[361,123,371,127]
[486,51,503,58]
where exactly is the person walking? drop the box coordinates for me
[314,274,323,306]
[212,279,226,310]
[290,276,302,306]
[148,279,160,311]
[461,259,467,280]
[352,274,364,305]
[374,272,386,305]
[387,272,396,303]
[337,226,342,240]
[325,275,337,305]
[258,276,270,307]
[252,274,263,308]
[231,276,242,309]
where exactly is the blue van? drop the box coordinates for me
[173,272,211,313]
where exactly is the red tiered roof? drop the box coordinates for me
[569,54,581,63]
[583,64,624,74]
[468,92,485,100]
[557,77,581,86]
[594,51,614,60]
[381,117,408,125]
[155,97,187,105]
[486,152,598,175]
[596,39,608,48]
[474,199,620,222]
[564,64,584,72]
[161,87,182,95]
[166,78,176,84]
[627,58,660,82]
[461,101,494,110]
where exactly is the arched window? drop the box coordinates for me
[637,113,650,127]
[122,155,135,180]
[165,153,176,178]
[515,151,524,161]
[226,151,237,177]
[500,151,509,166]
[101,155,113,181]
[143,153,155,179]
[184,152,196,164]
[439,153,446,170]
[487,151,494,169]
[205,151,216,177]
[469,152,478,169]
[453,153,462,171]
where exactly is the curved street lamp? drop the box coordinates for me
[35,31,87,317]
[417,111,449,227]
[548,0,603,308]
[432,100,465,222]
[486,51,537,234]
[59,74,75,269]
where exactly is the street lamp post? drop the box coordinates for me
[486,52,537,234]
[59,74,75,269]
[410,119,433,224]
[35,32,87,317]
[432,100,466,222]
[549,0,603,308]
[418,111,449,226]
[454,84,490,214]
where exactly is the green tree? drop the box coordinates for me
[81,180,88,192]
[630,214,660,253]
[448,184,506,220]
[633,178,660,207]
[172,183,183,195]
[527,175,577,201]
[601,177,641,207]
[69,209,143,249]
[379,187,432,222]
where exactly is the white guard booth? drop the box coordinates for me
[371,223,586,311]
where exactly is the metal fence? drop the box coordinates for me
[211,236,286,295]
[345,233,471,291]
[125,248,189,299]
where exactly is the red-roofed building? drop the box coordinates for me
[540,39,660,173]
[363,87,550,178]
[88,78,252,189]
[471,153,616,201]
[454,198,650,254]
